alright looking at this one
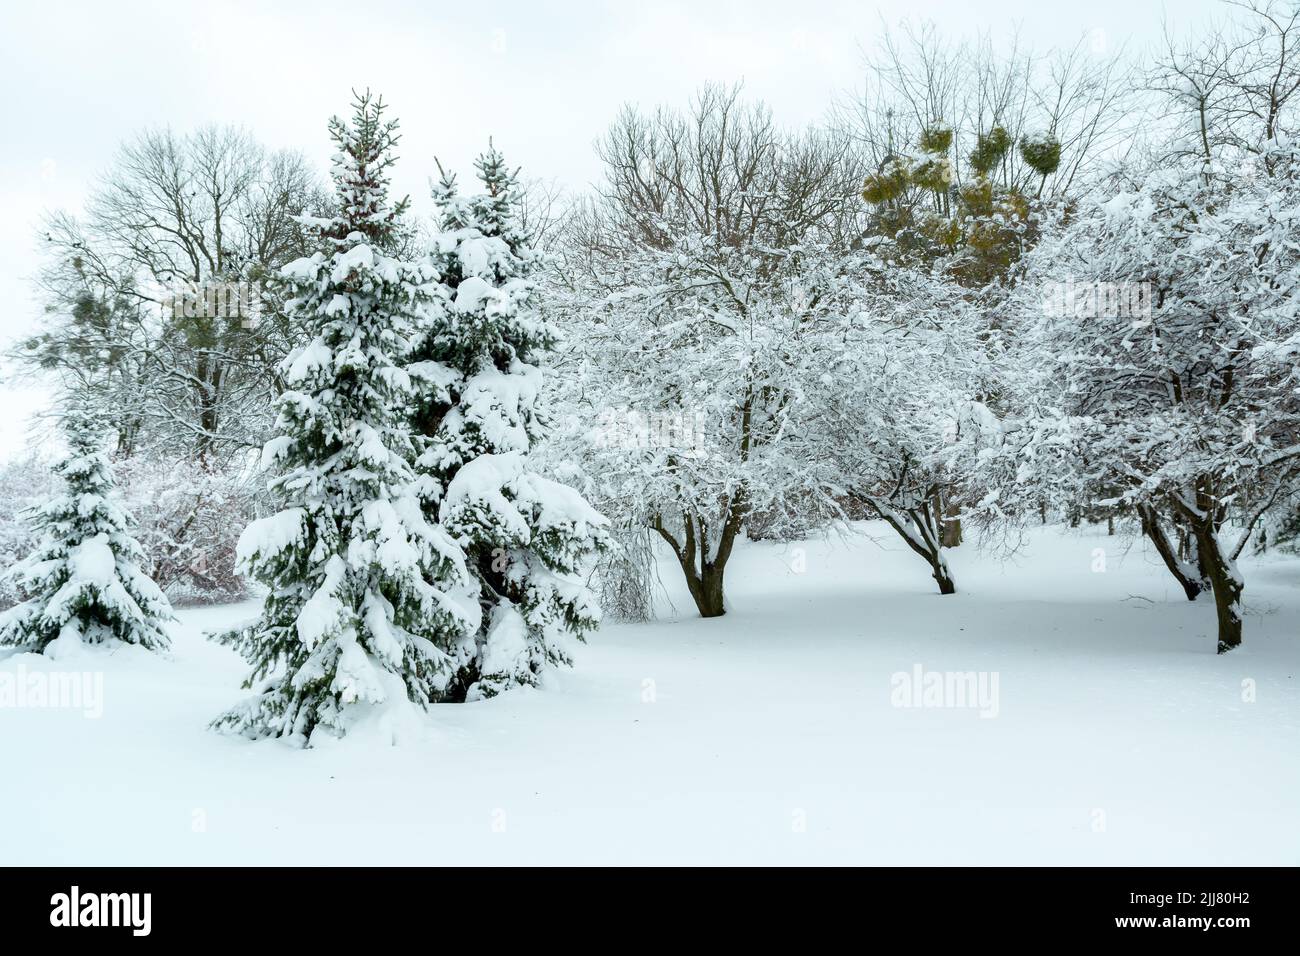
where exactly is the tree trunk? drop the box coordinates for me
[1191,520,1244,653]
[1171,483,1245,653]
[930,553,957,594]
[942,508,963,548]
[868,495,957,595]
[1138,504,1203,601]
[685,563,727,617]
[933,487,962,548]
[653,498,744,619]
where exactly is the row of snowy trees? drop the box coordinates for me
[3,93,607,746]
[986,142,1300,654]
[219,94,608,742]
[969,2,1300,653]
[542,80,1028,616]
[6,4,1299,757]
[544,2,1300,658]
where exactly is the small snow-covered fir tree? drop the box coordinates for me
[0,400,172,656]
[212,92,477,745]
[411,145,607,701]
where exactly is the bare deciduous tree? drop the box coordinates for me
[1152,0,1300,162]
[22,126,325,461]
[834,20,1135,198]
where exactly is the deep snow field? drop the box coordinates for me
[1,522,1296,865]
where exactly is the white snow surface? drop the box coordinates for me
[1,522,1296,865]
[68,534,116,586]
[479,603,531,680]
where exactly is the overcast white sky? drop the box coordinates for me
[0,0,1228,459]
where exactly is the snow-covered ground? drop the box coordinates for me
[2,522,1296,865]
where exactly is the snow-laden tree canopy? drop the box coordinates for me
[982,140,1300,651]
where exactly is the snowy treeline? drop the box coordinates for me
[6,1,1300,745]
[547,3,1300,653]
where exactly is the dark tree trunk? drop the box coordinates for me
[869,494,956,595]
[1192,520,1243,653]
[942,512,963,549]
[1138,504,1204,602]
[653,494,746,619]
[1171,484,1245,653]
[932,557,957,595]
[932,487,962,548]
[684,562,727,617]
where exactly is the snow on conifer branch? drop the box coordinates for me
[210,93,479,746]
[411,143,608,701]
[0,398,173,656]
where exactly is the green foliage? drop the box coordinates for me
[857,120,1038,288]
[954,185,1030,287]
[918,125,953,155]
[22,293,124,372]
[1019,134,1062,178]
[969,126,1012,177]
[912,156,953,194]
[862,156,912,204]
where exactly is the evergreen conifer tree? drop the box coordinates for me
[412,145,607,700]
[0,399,172,655]
[212,92,476,744]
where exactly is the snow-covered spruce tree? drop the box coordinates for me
[212,92,476,744]
[0,401,172,655]
[406,145,607,701]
